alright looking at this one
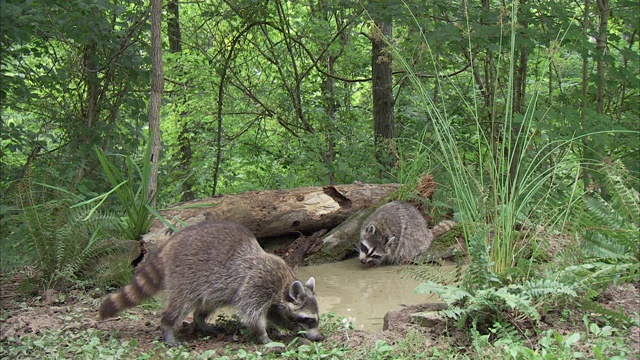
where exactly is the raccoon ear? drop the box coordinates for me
[304,277,316,293]
[288,280,306,302]
[385,235,397,245]
[366,224,376,235]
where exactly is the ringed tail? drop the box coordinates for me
[432,220,455,239]
[99,258,163,319]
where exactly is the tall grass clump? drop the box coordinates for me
[93,141,156,240]
[383,0,640,342]
[390,1,583,278]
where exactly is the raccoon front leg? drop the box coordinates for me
[242,313,272,344]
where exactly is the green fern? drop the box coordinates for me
[463,226,501,292]
[577,161,639,262]
[520,279,577,299]
[554,262,640,299]
[414,266,582,337]
[8,179,130,291]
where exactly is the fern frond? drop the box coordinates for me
[520,279,577,299]
[463,226,501,292]
[8,179,131,291]
[605,161,640,226]
[414,281,472,306]
[577,165,639,262]
[555,262,640,298]
[583,195,623,229]
[582,232,634,261]
[435,307,467,320]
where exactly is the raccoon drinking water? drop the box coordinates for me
[358,201,455,267]
[99,220,323,345]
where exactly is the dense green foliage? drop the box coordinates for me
[1,0,637,199]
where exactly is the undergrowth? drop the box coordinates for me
[2,177,133,292]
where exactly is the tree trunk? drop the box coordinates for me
[581,0,592,191]
[595,0,609,115]
[147,0,163,205]
[594,0,610,198]
[167,0,194,201]
[371,19,395,171]
[320,52,337,185]
[167,0,182,53]
[142,183,400,246]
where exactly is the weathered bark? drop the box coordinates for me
[147,0,163,205]
[595,0,609,115]
[304,202,379,265]
[167,0,182,53]
[371,19,395,171]
[279,229,327,268]
[167,0,195,201]
[142,183,400,247]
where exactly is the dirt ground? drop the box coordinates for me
[0,273,403,355]
[1,274,638,357]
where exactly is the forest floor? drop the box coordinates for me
[1,272,638,358]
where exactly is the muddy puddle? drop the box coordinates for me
[212,259,455,331]
[295,258,455,331]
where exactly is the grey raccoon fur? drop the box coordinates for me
[99,220,323,345]
[358,201,455,266]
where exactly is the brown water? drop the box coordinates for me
[295,258,453,331]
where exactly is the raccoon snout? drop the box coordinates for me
[303,328,324,342]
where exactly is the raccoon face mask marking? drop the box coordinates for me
[268,277,324,342]
[359,223,400,267]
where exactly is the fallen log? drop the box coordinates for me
[142,183,400,248]
[278,229,327,268]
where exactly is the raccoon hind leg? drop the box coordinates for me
[160,298,192,346]
[194,303,218,335]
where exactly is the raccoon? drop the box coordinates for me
[358,201,455,267]
[99,220,323,345]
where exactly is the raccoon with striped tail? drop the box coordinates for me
[358,201,455,267]
[99,220,323,346]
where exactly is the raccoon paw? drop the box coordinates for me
[196,323,219,336]
[162,329,183,347]
[263,344,286,355]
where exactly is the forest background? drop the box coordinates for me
[0,0,638,358]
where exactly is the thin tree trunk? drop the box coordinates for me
[510,0,529,188]
[168,0,182,53]
[371,19,395,171]
[321,53,337,184]
[84,43,99,130]
[594,0,610,198]
[167,0,194,201]
[147,0,163,205]
[581,0,592,191]
[595,0,608,115]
